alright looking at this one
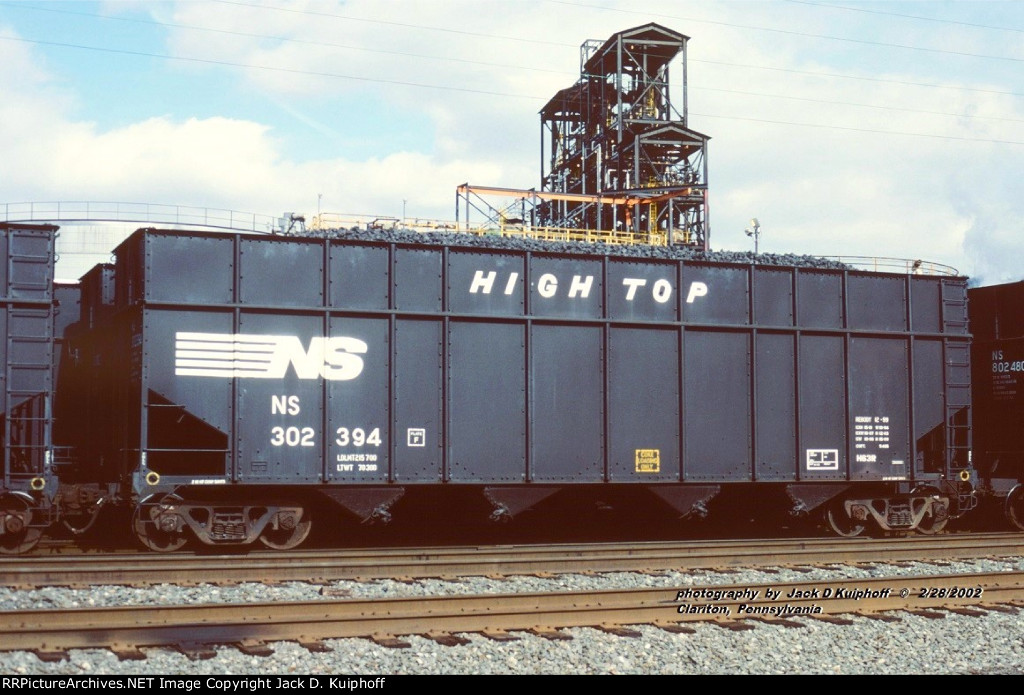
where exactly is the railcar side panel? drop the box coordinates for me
[970,335,1019,479]
[910,278,941,333]
[848,275,905,331]
[530,256,604,319]
[392,318,443,482]
[682,264,748,325]
[448,250,524,316]
[240,237,323,308]
[52,282,82,452]
[753,268,793,326]
[973,336,1024,479]
[753,332,797,481]
[607,260,677,321]
[234,311,324,482]
[330,243,388,311]
[326,315,390,484]
[971,282,1024,343]
[1,306,53,476]
[448,320,526,482]
[143,234,234,305]
[911,339,946,476]
[530,323,604,482]
[798,335,847,480]
[0,224,56,494]
[144,308,232,478]
[796,271,843,329]
[969,280,1024,486]
[394,247,442,313]
[608,326,680,481]
[848,337,910,480]
[683,329,751,481]
[78,229,973,499]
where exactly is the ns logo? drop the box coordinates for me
[174,332,367,380]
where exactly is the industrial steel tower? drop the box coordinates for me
[538,24,709,248]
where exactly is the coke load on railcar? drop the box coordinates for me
[0,222,57,554]
[969,280,1024,529]
[56,227,975,550]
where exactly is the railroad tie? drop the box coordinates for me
[368,634,412,649]
[981,604,1019,614]
[943,607,988,617]
[594,625,642,638]
[478,630,519,642]
[110,643,146,661]
[32,649,69,663]
[907,610,947,620]
[422,632,471,647]
[235,639,275,657]
[863,613,902,623]
[806,615,855,626]
[747,616,806,628]
[710,621,756,632]
[527,627,573,641]
[176,642,218,660]
[653,622,696,634]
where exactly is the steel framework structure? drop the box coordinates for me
[538,23,709,248]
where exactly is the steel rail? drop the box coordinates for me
[3,533,1022,588]
[1,571,1021,653]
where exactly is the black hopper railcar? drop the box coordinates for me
[1,225,977,552]
[0,223,59,553]
[969,280,1024,530]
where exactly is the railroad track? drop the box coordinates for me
[2,532,1021,588]
[2,570,1021,658]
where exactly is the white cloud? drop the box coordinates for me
[1,1,1021,283]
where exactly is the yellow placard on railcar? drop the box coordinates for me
[635,449,661,473]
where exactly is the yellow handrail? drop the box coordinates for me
[311,213,673,247]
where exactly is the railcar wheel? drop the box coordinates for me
[0,495,42,554]
[825,500,865,538]
[133,494,188,552]
[258,508,312,550]
[1006,485,1024,532]
[913,486,949,535]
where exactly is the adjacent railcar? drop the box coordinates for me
[969,280,1024,529]
[56,227,974,550]
[0,223,57,553]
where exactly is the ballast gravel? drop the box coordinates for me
[1,557,1021,675]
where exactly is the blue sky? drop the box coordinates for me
[0,0,1021,282]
